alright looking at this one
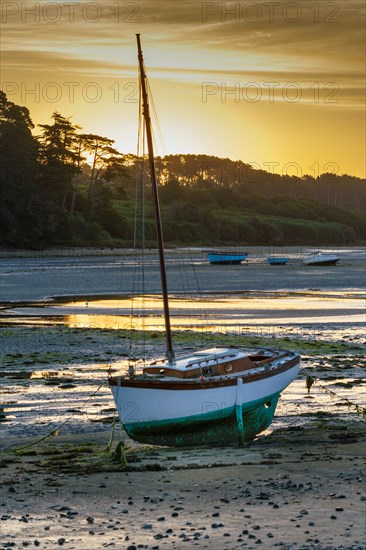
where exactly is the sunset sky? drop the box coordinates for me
[1,0,365,177]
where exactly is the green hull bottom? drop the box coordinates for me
[123,392,280,447]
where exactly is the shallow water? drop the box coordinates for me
[2,291,365,342]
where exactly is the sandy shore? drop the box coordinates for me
[1,422,365,549]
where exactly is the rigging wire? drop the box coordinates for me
[146,76,166,157]
[143,70,210,351]
[174,248,209,348]
[129,71,150,370]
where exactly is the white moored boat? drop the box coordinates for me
[303,251,340,266]
[108,35,301,447]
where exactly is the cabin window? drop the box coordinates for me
[224,363,233,373]
[264,401,271,409]
[159,369,165,375]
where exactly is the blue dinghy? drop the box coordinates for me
[267,257,289,265]
[208,252,248,265]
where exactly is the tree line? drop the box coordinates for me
[1,91,365,249]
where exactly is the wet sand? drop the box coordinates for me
[1,423,365,549]
[1,247,365,549]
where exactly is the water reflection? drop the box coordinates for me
[1,292,365,341]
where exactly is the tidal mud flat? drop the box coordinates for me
[1,422,365,550]
[0,248,365,549]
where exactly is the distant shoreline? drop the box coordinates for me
[1,244,366,259]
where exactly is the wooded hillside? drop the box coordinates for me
[1,92,365,249]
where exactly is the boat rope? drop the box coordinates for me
[174,248,209,347]
[188,249,210,345]
[0,380,108,454]
[129,75,147,373]
[146,76,166,157]
[300,366,366,418]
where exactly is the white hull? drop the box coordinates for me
[303,252,340,266]
[111,362,300,426]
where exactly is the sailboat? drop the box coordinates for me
[108,35,301,447]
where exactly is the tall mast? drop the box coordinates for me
[136,34,175,364]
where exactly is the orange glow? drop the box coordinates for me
[1,1,365,176]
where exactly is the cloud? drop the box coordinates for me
[2,49,132,77]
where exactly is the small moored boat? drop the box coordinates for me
[303,251,340,266]
[208,252,248,265]
[110,346,300,446]
[267,257,289,265]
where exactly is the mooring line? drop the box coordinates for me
[0,380,109,454]
[300,365,366,417]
